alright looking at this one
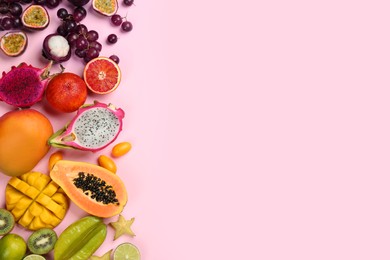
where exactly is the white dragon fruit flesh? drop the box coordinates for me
[0,61,52,108]
[48,101,125,152]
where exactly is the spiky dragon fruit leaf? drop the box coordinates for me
[0,61,53,108]
[48,101,125,152]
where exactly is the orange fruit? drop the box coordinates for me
[46,72,88,113]
[83,56,121,94]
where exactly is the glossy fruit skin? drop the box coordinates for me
[46,72,87,113]
[98,155,117,173]
[68,0,89,6]
[54,216,106,260]
[0,109,53,177]
[111,141,131,157]
[48,151,63,171]
[50,160,127,218]
[0,234,27,260]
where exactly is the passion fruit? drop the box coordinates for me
[92,0,118,16]
[21,5,49,30]
[0,31,27,57]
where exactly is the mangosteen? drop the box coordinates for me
[42,34,71,63]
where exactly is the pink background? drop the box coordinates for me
[1,0,390,259]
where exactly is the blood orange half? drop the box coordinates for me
[83,57,121,94]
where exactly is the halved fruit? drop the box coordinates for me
[83,56,121,94]
[0,31,28,57]
[113,243,140,260]
[5,172,69,230]
[50,160,128,218]
[22,5,50,30]
[92,0,118,16]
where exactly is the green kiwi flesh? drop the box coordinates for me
[0,208,15,236]
[27,228,57,255]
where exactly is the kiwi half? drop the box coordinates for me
[27,228,57,255]
[0,208,15,236]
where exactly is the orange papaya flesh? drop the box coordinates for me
[50,160,128,218]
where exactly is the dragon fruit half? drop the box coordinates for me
[0,61,52,108]
[48,101,125,152]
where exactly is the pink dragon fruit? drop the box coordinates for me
[0,61,52,108]
[48,101,125,152]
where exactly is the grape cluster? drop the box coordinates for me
[0,0,25,30]
[56,7,102,63]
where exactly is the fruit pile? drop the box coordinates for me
[0,0,133,62]
[0,0,140,259]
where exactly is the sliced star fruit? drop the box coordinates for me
[0,31,28,57]
[109,214,136,240]
[21,5,50,30]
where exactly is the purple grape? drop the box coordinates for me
[34,0,46,5]
[46,0,61,8]
[75,48,86,58]
[0,3,9,14]
[57,24,68,36]
[68,0,89,7]
[75,24,88,35]
[57,8,68,19]
[75,36,88,50]
[123,0,133,6]
[86,47,99,59]
[84,56,92,63]
[109,55,120,64]
[107,34,117,44]
[86,30,99,42]
[121,21,132,32]
[65,20,77,32]
[12,17,22,28]
[9,3,22,16]
[88,41,102,52]
[111,14,122,26]
[73,6,86,22]
[67,32,79,47]
[1,17,13,30]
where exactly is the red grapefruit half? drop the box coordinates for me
[83,56,121,94]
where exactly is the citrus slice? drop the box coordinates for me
[23,254,46,260]
[83,56,121,94]
[113,243,141,260]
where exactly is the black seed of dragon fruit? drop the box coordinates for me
[74,107,121,148]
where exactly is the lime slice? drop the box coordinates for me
[23,255,46,260]
[113,243,141,260]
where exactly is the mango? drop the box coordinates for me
[0,109,53,177]
[6,172,69,231]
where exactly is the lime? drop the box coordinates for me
[113,243,141,260]
[0,233,27,260]
[23,255,46,260]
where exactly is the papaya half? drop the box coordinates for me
[50,160,128,218]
